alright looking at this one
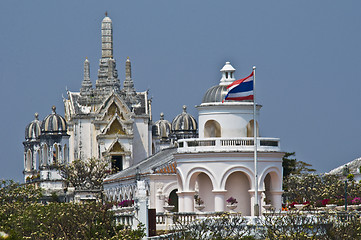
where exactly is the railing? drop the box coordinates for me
[111,206,135,228]
[178,137,280,153]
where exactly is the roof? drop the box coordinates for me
[328,157,361,175]
[104,147,177,183]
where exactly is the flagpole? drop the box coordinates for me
[253,66,259,216]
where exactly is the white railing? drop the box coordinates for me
[178,137,280,153]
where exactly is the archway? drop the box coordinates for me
[225,171,251,215]
[246,120,259,137]
[43,144,48,166]
[26,150,32,171]
[168,189,179,212]
[195,173,214,211]
[204,120,221,138]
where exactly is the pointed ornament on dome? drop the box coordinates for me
[220,61,236,86]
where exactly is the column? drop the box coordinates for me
[270,190,283,211]
[181,191,195,212]
[212,190,227,212]
[248,190,262,216]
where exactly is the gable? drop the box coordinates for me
[105,119,126,135]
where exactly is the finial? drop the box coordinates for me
[182,105,187,113]
[86,56,88,60]
[34,113,39,120]
[253,66,256,70]
[160,112,164,120]
[105,11,108,17]
[126,56,130,61]
[52,106,56,114]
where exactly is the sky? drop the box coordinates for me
[1,1,361,182]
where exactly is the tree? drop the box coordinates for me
[0,179,145,239]
[57,158,110,191]
[282,152,315,180]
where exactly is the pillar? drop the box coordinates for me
[212,190,227,212]
[248,190,262,216]
[181,191,195,212]
[270,190,283,211]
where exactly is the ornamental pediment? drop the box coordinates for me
[95,93,132,121]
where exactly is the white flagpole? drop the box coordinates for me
[253,66,259,216]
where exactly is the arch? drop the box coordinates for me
[225,171,251,215]
[258,166,282,191]
[35,149,40,170]
[195,173,214,211]
[168,189,179,212]
[176,169,184,192]
[246,120,259,137]
[53,144,59,164]
[26,150,32,171]
[63,144,68,164]
[220,166,254,190]
[186,167,217,191]
[43,144,48,166]
[204,120,221,138]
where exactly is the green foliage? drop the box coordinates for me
[172,213,254,239]
[283,173,361,204]
[57,157,110,190]
[282,152,315,181]
[0,179,144,239]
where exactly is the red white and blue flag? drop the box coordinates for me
[223,72,254,102]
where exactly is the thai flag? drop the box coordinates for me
[223,72,254,102]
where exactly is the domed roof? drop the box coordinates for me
[202,85,228,103]
[171,106,197,132]
[25,113,41,140]
[202,61,252,104]
[153,113,171,139]
[41,106,67,134]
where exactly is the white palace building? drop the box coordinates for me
[23,14,284,216]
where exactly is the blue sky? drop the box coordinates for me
[1,1,361,182]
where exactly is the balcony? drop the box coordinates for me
[177,137,280,153]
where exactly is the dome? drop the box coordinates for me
[153,113,171,139]
[41,106,67,134]
[202,85,228,103]
[172,106,197,132]
[25,113,41,140]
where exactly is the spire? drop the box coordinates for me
[101,13,113,58]
[123,57,137,103]
[126,56,132,80]
[95,14,120,98]
[80,57,93,100]
[124,57,134,89]
[81,57,92,90]
[84,57,90,81]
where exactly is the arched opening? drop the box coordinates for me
[35,150,40,170]
[204,120,221,138]
[195,173,214,212]
[168,189,179,212]
[225,171,251,215]
[53,144,59,164]
[63,144,68,164]
[246,120,259,137]
[26,150,32,171]
[261,171,281,210]
[43,144,48,166]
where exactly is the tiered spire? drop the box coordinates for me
[101,12,113,58]
[95,12,120,97]
[80,58,93,98]
[123,57,137,103]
